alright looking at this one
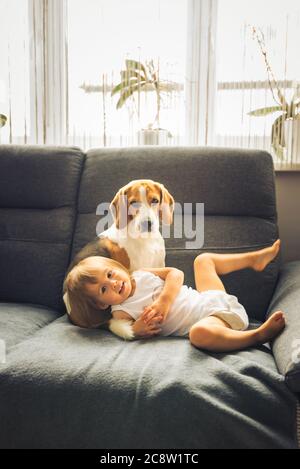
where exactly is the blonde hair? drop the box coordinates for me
[63,256,130,329]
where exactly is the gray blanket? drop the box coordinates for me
[0,315,298,449]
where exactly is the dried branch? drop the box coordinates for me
[251,26,288,110]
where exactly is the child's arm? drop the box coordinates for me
[109,310,161,340]
[140,267,184,324]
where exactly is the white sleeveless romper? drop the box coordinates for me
[111,270,249,337]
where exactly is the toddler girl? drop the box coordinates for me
[64,239,285,352]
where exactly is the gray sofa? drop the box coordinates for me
[0,144,299,449]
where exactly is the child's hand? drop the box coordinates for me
[143,299,170,325]
[133,313,162,339]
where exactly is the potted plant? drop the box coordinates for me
[111,59,173,145]
[248,27,300,160]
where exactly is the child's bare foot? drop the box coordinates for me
[255,311,285,344]
[251,239,281,272]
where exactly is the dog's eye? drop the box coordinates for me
[101,286,106,294]
[151,198,159,204]
[130,201,141,209]
[107,271,112,278]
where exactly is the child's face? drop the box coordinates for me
[85,261,132,309]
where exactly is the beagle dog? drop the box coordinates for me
[100,179,174,271]
[63,179,174,331]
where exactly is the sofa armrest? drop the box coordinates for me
[267,261,300,392]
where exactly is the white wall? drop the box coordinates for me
[275,171,300,263]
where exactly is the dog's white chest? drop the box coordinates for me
[129,238,165,271]
[100,224,165,270]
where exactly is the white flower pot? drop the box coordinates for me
[284,118,300,163]
[137,128,171,145]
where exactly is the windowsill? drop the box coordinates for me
[274,163,300,172]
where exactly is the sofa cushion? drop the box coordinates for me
[0,316,297,449]
[267,261,300,392]
[0,303,58,352]
[70,147,279,321]
[0,145,85,312]
[77,147,276,217]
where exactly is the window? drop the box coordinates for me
[215,0,300,164]
[1,0,300,167]
[66,0,187,148]
[0,0,30,144]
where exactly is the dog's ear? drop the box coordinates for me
[110,189,128,230]
[159,184,174,225]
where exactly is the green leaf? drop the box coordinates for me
[0,114,7,128]
[125,60,147,79]
[121,70,143,81]
[248,106,282,117]
[278,90,288,109]
[116,82,148,109]
[116,89,136,109]
[112,80,146,98]
[111,78,139,96]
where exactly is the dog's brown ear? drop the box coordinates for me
[110,189,128,230]
[159,184,174,225]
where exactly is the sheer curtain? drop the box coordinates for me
[0,0,67,145]
[185,0,218,146]
[1,0,300,167]
[0,0,30,144]
[28,0,68,145]
[214,0,300,167]
[0,0,187,149]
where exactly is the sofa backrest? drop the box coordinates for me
[71,146,279,321]
[0,145,85,312]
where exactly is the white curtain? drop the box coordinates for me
[28,0,68,144]
[2,0,187,148]
[0,0,67,145]
[1,0,300,168]
[185,0,218,146]
[214,0,300,167]
[0,0,30,144]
